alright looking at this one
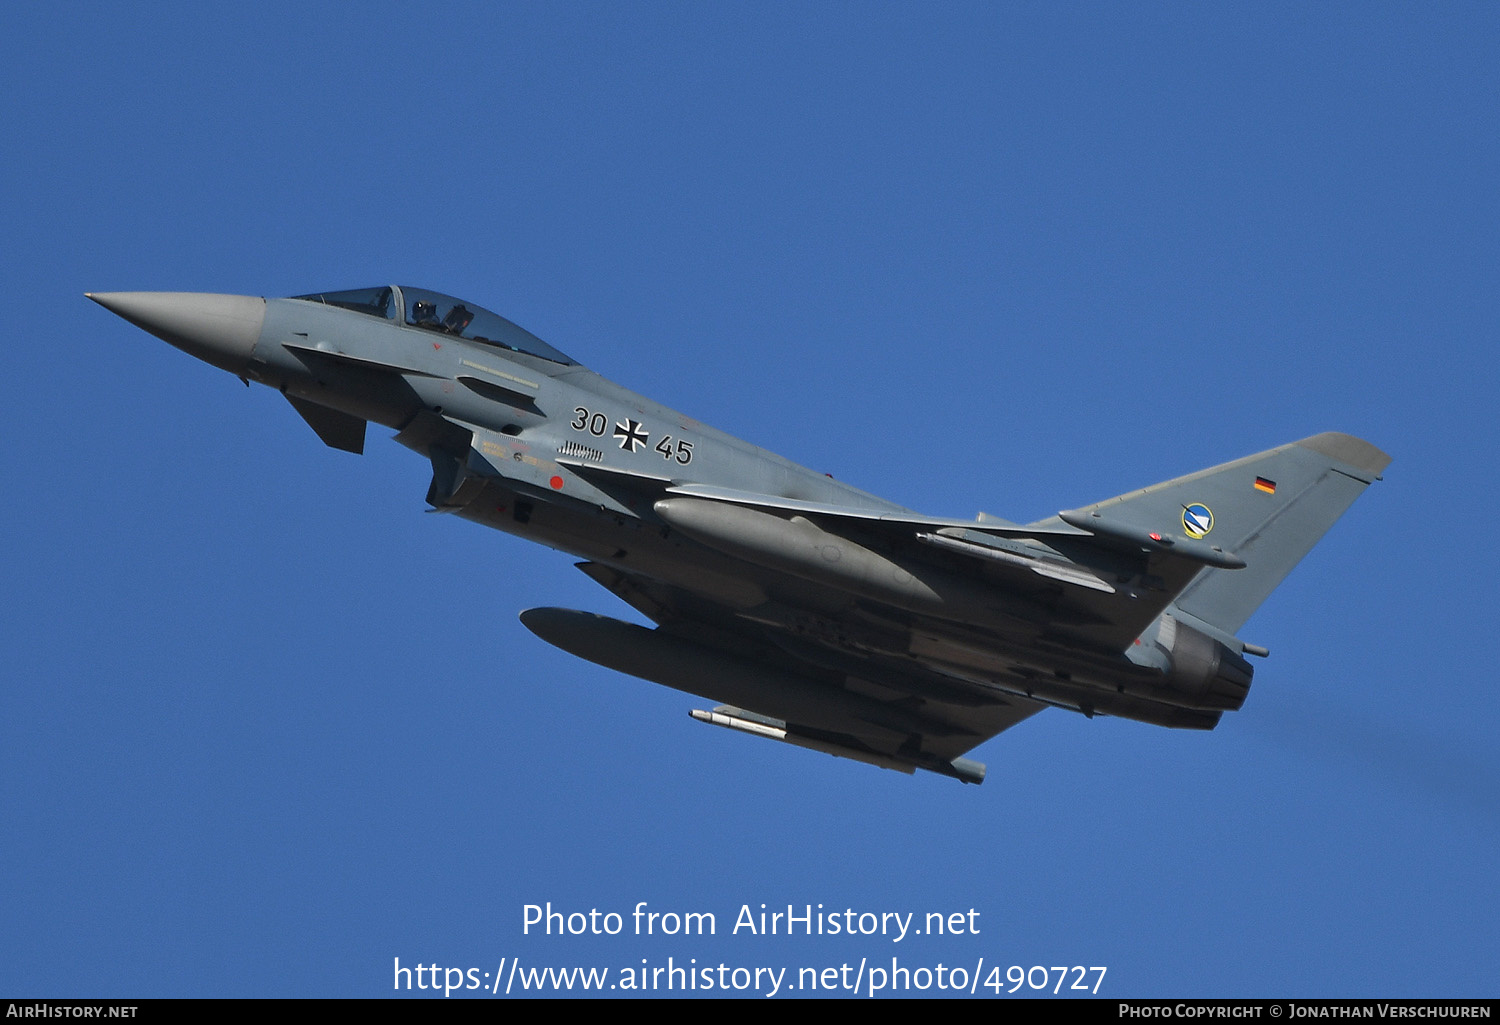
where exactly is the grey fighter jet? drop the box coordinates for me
[89,286,1389,784]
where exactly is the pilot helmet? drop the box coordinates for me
[413,300,437,321]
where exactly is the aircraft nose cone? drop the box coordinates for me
[87,291,266,375]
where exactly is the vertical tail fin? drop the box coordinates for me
[1172,433,1389,633]
[1046,433,1390,636]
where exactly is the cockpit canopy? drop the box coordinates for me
[290,286,577,365]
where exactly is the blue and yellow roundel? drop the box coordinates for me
[1183,503,1214,538]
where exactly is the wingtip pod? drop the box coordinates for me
[1295,433,1391,482]
[1056,509,1247,568]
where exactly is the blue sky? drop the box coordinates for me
[3,2,1496,998]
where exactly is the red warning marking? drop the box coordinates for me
[549,476,564,490]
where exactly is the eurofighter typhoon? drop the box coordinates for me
[89,286,1388,784]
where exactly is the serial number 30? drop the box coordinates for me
[570,407,610,437]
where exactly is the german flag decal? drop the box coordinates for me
[1254,476,1277,494]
